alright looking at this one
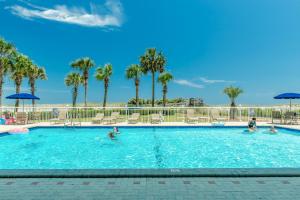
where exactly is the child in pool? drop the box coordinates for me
[113,127,120,134]
[248,118,257,132]
[108,131,115,139]
[269,126,277,134]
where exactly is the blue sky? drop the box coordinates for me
[1,0,300,105]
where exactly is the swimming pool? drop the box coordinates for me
[0,126,300,169]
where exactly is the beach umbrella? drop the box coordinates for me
[273,93,300,110]
[6,93,40,112]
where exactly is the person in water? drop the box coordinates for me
[113,127,120,134]
[108,131,115,139]
[108,127,120,140]
[248,117,257,132]
[269,125,277,133]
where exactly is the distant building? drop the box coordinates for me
[188,98,204,107]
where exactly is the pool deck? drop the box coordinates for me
[0,121,279,133]
[0,177,299,200]
[1,122,300,199]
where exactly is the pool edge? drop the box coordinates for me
[1,169,300,178]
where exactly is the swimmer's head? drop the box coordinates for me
[271,125,276,130]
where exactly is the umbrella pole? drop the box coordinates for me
[290,99,292,111]
[23,100,24,112]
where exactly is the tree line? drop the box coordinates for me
[0,38,47,111]
[1,36,243,110]
[65,48,173,107]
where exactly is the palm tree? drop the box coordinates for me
[95,64,113,108]
[126,64,143,106]
[71,57,94,107]
[0,38,16,108]
[65,72,82,107]
[140,48,166,107]
[11,54,32,111]
[158,72,173,107]
[27,65,47,108]
[223,86,243,120]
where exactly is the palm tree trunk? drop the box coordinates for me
[230,100,236,120]
[163,85,167,107]
[15,82,21,112]
[151,72,155,107]
[84,80,87,107]
[83,71,89,107]
[103,82,108,108]
[30,80,35,110]
[73,87,78,107]
[135,79,139,107]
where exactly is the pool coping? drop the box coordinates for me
[1,169,300,178]
[3,124,298,135]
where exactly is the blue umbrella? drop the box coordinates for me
[6,93,40,111]
[6,93,40,100]
[274,93,300,110]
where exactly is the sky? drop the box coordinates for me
[1,0,300,105]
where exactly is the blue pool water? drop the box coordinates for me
[0,127,300,169]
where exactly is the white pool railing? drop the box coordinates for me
[0,106,296,124]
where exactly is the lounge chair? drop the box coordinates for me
[272,110,282,124]
[210,109,227,123]
[283,111,297,124]
[128,113,140,124]
[50,110,71,125]
[28,112,41,124]
[150,114,162,124]
[185,109,199,123]
[103,112,119,124]
[69,112,82,126]
[92,113,104,124]
[15,112,28,125]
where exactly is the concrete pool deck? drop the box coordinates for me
[0,121,276,133]
[0,177,299,200]
[1,122,300,199]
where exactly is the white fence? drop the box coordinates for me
[0,106,297,124]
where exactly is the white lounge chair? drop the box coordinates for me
[92,113,104,124]
[128,113,140,124]
[186,109,199,124]
[50,110,71,125]
[150,114,162,124]
[186,109,209,123]
[272,110,282,124]
[28,112,41,124]
[103,112,119,124]
[284,111,297,125]
[15,112,28,125]
[210,109,227,123]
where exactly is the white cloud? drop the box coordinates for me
[174,79,204,89]
[199,77,235,84]
[7,0,123,28]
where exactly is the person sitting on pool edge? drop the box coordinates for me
[248,117,257,132]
